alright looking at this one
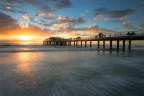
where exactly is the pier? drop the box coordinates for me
[43,32,144,51]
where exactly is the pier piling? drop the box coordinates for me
[129,40,131,51]
[117,40,119,51]
[110,40,112,50]
[123,40,125,51]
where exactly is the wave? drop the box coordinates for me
[0,45,144,53]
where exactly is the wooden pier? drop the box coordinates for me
[43,32,144,51]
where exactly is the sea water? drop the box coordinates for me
[0,45,144,96]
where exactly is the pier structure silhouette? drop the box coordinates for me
[43,32,144,51]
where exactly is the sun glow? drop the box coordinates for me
[16,36,32,41]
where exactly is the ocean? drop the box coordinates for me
[0,45,144,96]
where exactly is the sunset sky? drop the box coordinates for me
[0,0,144,45]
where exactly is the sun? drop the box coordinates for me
[16,36,31,41]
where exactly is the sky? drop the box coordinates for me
[0,0,144,45]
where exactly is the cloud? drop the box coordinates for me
[18,22,29,28]
[44,13,55,20]
[81,10,89,17]
[0,12,48,37]
[0,12,19,32]
[103,18,110,21]
[57,16,72,22]
[55,0,72,9]
[35,12,46,17]
[123,21,135,30]
[93,15,103,21]
[93,15,110,21]
[94,8,135,18]
[35,5,54,19]
[139,24,144,30]
[139,3,144,8]
[42,16,87,31]
[56,16,75,26]
[21,15,31,21]
[75,17,87,24]
[18,11,27,14]
[60,23,111,35]
[0,0,51,11]
[43,23,52,27]
[55,16,87,26]
[40,5,52,13]
[112,16,127,22]
[88,23,98,29]
[0,4,15,12]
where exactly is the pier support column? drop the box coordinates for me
[129,40,131,51]
[74,41,75,46]
[54,42,56,47]
[68,42,70,46]
[70,41,71,46]
[63,42,65,46]
[103,40,105,48]
[90,41,92,47]
[98,40,100,49]
[85,41,87,47]
[117,40,119,51]
[123,40,125,51]
[81,41,82,47]
[76,41,78,46]
[49,42,51,45]
[110,40,112,50]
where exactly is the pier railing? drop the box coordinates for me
[71,32,144,41]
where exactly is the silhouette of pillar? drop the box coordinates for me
[123,40,125,51]
[54,42,56,47]
[76,41,78,46]
[56,42,58,45]
[68,42,70,46]
[74,41,75,46]
[117,40,119,51]
[110,40,112,50]
[90,41,92,47]
[81,41,82,47]
[98,40,100,49]
[129,40,131,51]
[49,41,51,45]
[103,40,105,48]
[85,41,87,47]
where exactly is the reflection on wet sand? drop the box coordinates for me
[15,52,39,87]
[0,51,144,96]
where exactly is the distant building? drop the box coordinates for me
[43,37,70,46]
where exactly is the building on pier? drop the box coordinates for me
[43,37,71,46]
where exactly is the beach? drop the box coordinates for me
[0,45,144,96]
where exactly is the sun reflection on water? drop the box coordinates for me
[16,52,40,86]
[20,41,33,45]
